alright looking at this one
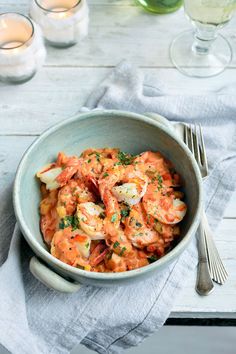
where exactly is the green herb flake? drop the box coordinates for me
[117,151,135,166]
[113,241,120,249]
[103,172,109,178]
[107,251,113,260]
[111,213,118,223]
[85,242,90,249]
[157,174,163,185]
[59,220,65,229]
[148,255,158,264]
[135,221,142,228]
[87,159,91,163]
[119,247,126,257]
[95,152,101,162]
[121,208,130,218]
[59,215,80,230]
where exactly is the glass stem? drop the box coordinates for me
[192,23,217,55]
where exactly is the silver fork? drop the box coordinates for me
[184,124,228,291]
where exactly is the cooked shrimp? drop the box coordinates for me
[76,148,119,188]
[56,153,81,187]
[37,164,62,191]
[37,152,81,190]
[134,151,180,188]
[112,167,148,205]
[99,164,148,206]
[38,148,187,273]
[143,182,187,225]
[57,179,95,218]
[51,227,91,268]
[89,241,109,267]
[77,202,106,240]
[124,203,163,249]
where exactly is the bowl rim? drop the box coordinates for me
[13,109,203,280]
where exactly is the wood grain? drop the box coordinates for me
[1,67,236,135]
[1,2,236,68]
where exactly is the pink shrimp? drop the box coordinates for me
[57,179,95,218]
[56,153,81,187]
[51,227,91,268]
[124,203,164,250]
[76,148,119,189]
[134,151,180,188]
[142,182,187,225]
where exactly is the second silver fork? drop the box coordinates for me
[184,124,228,293]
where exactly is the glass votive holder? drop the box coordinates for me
[0,13,46,84]
[30,0,89,48]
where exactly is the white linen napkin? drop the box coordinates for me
[0,61,236,354]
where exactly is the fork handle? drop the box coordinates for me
[196,220,214,296]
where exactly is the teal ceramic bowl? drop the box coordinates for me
[13,110,202,292]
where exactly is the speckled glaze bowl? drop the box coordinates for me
[13,110,202,292]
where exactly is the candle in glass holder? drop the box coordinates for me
[30,0,89,48]
[0,13,46,83]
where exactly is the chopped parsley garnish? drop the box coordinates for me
[117,151,135,165]
[59,215,80,231]
[87,159,91,163]
[157,174,163,185]
[121,207,130,218]
[111,213,118,223]
[113,241,120,249]
[103,172,109,178]
[107,251,113,260]
[151,173,163,190]
[85,242,90,249]
[148,255,158,263]
[95,152,101,162]
[119,247,126,257]
[87,151,101,161]
[135,221,142,228]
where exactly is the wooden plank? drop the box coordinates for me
[1,3,236,67]
[224,196,236,219]
[0,135,235,317]
[172,219,236,318]
[1,66,236,135]
[0,68,109,135]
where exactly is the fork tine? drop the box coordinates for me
[194,124,201,166]
[184,124,189,147]
[189,125,195,155]
[199,124,209,175]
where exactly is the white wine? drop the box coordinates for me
[136,0,183,14]
[185,0,235,26]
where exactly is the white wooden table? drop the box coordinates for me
[1,0,236,321]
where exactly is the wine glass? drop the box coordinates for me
[170,0,236,77]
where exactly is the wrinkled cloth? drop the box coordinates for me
[1,61,236,354]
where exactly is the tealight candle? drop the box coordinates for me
[0,13,46,83]
[30,0,89,48]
